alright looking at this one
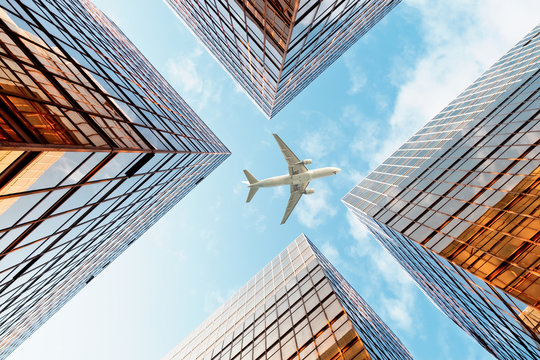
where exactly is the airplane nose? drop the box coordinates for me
[334,168,341,174]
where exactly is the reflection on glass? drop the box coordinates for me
[164,235,412,360]
[343,25,540,359]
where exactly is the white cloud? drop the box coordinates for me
[296,183,337,228]
[341,5,540,332]
[346,169,366,186]
[232,182,243,196]
[375,248,415,330]
[166,46,223,111]
[298,110,347,160]
[243,206,267,233]
[55,156,87,183]
[272,186,286,199]
[203,287,238,314]
[346,213,416,332]
[374,0,540,166]
[340,105,386,171]
[203,290,225,314]
[341,105,363,125]
[200,228,219,257]
[299,122,341,160]
[167,48,204,93]
[171,249,187,264]
[381,291,415,331]
[349,119,380,156]
[320,242,340,264]
[300,131,328,159]
[347,212,373,257]
[299,106,361,161]
[343,53,367,95]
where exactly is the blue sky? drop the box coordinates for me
[9,1,540,359]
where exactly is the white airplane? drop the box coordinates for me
[243,133,341,224]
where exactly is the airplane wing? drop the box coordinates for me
[273,133,308,175]
[281,182,309,224]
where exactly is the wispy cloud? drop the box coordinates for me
[343,53,367,95]
[346,169,367,186]
[299,113,342,160]
[346,213,416,332]
[272,186,286,199]
[167,48,204,93]
[299,106,362,161]
[203,290,225,314]
[243,206,267,233]
[232,182,244,196]
[374,0,540,166]
[320,241,341,265]
[296,183,337,228]
[203,287,238,314]
[341,105,363,125]
[376,250,416,331]
[200,228,219,257]
[349,118,380,157]
[300,131,330,160]
[339,104,386,175]
[166,45,223,112]
[341,0,539,326]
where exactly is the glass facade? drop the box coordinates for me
[343,25,540,358]
[165,0,400,118]
[0,1,229,358]
[164,234,412,360]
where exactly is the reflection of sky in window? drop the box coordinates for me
[345,212,540,359]
[345,32,540,214]
[166,235,411,360]
[166,0,398,117]
[0,1,229,357]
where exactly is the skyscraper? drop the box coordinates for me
[165,0,401,118]
[164,234,412,360]
[0,1,229,358]
[343,25,540,359]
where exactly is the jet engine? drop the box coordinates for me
[304,188,315,195]
[300,159,312,165]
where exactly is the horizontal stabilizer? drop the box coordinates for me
[243,169,258,184]
[246,187,259,203]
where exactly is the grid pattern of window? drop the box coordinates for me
[0,1,229,358]
[0,1,227,153]
[309,238,412,360]
[164,234,412,360]
[345,25,540,216]
[165,0,400,118]
[347,211,540,360]
[520,306,540,334]
[344,25,540,308]
[343,25,540,358]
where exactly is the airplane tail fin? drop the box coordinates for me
[246,187,259,203]
[243,170,258,185]
[243,170,259,203]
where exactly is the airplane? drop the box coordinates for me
[243,133,341,224]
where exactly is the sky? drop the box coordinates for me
[8,1,540,359]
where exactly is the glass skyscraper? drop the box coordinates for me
[0,1,229,358]
[164,234,412,360]
[165,0,401,118]
[343,25,540,359]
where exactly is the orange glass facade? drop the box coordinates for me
[166,0,400,118]
[164,234,412,360]
[0,1,229,358]
[344,25,540,359]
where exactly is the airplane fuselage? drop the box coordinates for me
[248,167,340,188]
[244,133,342,223]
